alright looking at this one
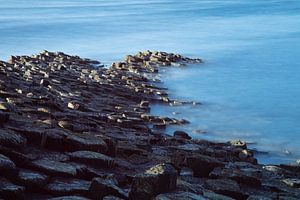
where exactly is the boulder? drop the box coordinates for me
[186,154,224,177]
[204,179,248,200]
[67,151,115,168]
[45,178,90,196]
[174,131,191,140]
[88,177,127,200]
[0,178,25,200]
[129,163,177,200]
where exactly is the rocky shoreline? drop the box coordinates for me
[0,50,300,200]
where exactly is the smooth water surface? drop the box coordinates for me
[1,0,300,163]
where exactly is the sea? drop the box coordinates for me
[0,0,300,164]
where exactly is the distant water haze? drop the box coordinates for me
[1,0,300,164]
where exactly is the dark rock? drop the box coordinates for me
[103,195,124,200]
[174,130,192,140]
[154,192,206,200]
[129,163,177,200]
[31,159,84,177]
[204,179,248,200]
[64,134,108,153]
[0,154,16,175]
[88,177,127,200]
[186,154,224,178]
[45,178,90,196]
[209,167,261,187]
[47,196,90,200]
[0,111,9,125]
[203,190,234,200]
[67,151,115,168]
[0,129,27,149]
[0,178,25,200]
[40,79,51,87]
[280,163,300,173]
[18,169,49,188]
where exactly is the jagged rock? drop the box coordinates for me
[129,163,177,200]
[31,159,84,177]
[67,151,115,168]
[0,178,25,200]
[174,130,191,140]
[88,177,127,200]
[186,154,224,178]
[204,179,248,200]
[154,192,206,200]
[0,129,27,149]
[176,179,203,194]
[65,134,108,153]
[17,169,49,188]
[45,178,90,196]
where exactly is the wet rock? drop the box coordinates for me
[40,79,50,87]
[280,163,300,173]
[186,154,224,178]
[0,178,25,200]
[18,169,49,189]
[45,178,90,196]
[103,195,124,200]
[67,151,115,168]
[247,195,273,200]
[203,190,234,200]
[129,163,177,200]
[48,196,90,200]
[0,129,27,149]
[209,167,261,187]
[0,154,16,176]
[0,111,9,125]
[174,130,191,140]
[65,134,108,153]
[154,192,206,200]
[204,179,248,200]
[31,159,84,177]
[88,177,127,200]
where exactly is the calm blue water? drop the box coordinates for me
[1,0,300,164]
